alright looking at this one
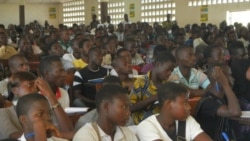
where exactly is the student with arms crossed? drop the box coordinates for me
[137,82,212,141]
[73,85,138,141]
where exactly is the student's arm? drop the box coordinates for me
[73,89,95,104]
[193,132,213,141]
[214,67,241,117]
[130,95,157,112]
[36,78,74,133]
[189,89,206,97]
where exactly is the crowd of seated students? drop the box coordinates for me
[1,13,250,141]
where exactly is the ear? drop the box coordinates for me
[19,115,27,126]
[162,99,172,110]
[102,100,110,113]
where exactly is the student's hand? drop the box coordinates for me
[45,122,62,138]
[212,66,229,86]
[35,77,54,98]
[33,119,62,138]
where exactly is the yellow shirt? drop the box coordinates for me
[0,45,17,60]
[72,59,87,69]
[129,72,160,124]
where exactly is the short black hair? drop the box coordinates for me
[175,45,193,59]
[153,45,168,57]
[95,85,127,112]
[103,76,122,86]
[158,82,188,106]
[79,39,90,49]
[16,94,48,118]
[154,51,175,65]
[228,41,244,56]
[88,47,101,57]
[117,48,129,57]
[39,56,61,76]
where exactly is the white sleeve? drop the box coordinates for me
[137,120,163,141]
[187,116,204,140]
[198,70,210,89]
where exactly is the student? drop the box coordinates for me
[169,46,210,97]
[110,56,134,92]
[63,38,81,62]
[0,32,17,60]
[74,76,134,131]
[72,39,91,69]
[73,47,108,108]
[137,82,212,141]
[129,51,175,124]
[47,41,64,57]
[0,54,29,98]
[16,94,67,141]
[73,85,138,141]
[195,64,241,140]
[228,41,248,62]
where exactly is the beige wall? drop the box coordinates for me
[2,1,250,28]
[0,3,60,27]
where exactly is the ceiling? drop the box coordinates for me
[0,0,69,4]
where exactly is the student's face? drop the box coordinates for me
[91,49,103,66]
[50,43,64,57]
[209,47,225,64]
[12,80,37,99]
[228,33,237,42]
[108,94,130,126]
[169,94,191,121]
[0,34,7,46]
[126,42,138,57]
[107,42,116,55]
[20,39,31,52]
[178,48,196,68]
[12,57,30,73]
[156,61,175,82]
[24,99,52,131]
[119,51,132,64]
[81,41,92,56]
[47,61,66,87]
[118,58,132,74]
[233,48,248,60]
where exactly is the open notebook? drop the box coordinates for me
[241,111,250,118]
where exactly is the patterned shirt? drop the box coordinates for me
[129,72,160,124]
[168,67,210,89]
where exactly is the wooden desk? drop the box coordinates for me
[188,97,201,116]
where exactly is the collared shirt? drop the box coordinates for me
[129,72,160,124]
[168,67,210,89]
[58,40,71,51]
[63,53,76,62]
[73,123,138,141]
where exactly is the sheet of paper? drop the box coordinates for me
[241,111,250,118]
[64,107,89,114]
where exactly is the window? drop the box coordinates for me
[62,0,85,27]
[108,0,125,25]
[141,0,176,25]
[188,0,250,6]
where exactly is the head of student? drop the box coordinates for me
[112,56,132,75]
[79,39,92,57]
[88,47,103,66]
[103,75,122,86]
[48,41,64,57]
[95,84,130,126]
[158,82,191,121]
[16,94,52,132]
[153,51,176,82]
[228,41,248,61]
[9,71,37,100]
[175,45,196,68]
[124,38,138,57]
[8,54,30,74]
[39,56,66,88]
[204,44,225,64]
[117,48,132,64]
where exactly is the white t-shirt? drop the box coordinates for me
[73,123,138,141]
[137,115,203,141]
[57,88,70,109]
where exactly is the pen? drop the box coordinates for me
[221,132,229,141]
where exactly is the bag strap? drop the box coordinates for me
[91,122,102,141]
[177,120,186,141]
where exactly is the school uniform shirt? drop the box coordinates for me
[0,106,22,140]
[137,114,203,141]
[168,67,210,89]
[19,134,68,141]
[132,53,145,66]
[57,87,70,109]
[73,123,138,141]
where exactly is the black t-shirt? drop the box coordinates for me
[195,91,225,139]
[231,59,250,101]
[73,66,107,102]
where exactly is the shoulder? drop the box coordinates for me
[185,116,204,140]
[119,126,138,140]
[73,123,97,141]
